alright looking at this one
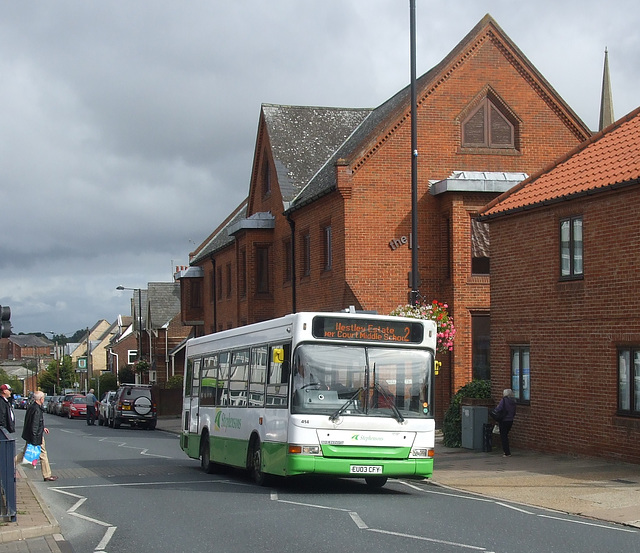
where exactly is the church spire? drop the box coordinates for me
[598,48,614,131]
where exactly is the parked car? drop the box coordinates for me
[15,396,29,409]
[109,384,156,430]
[61,394,86,418]
[53,395,65,416]
[98,391,116,426]
[67,395,88,419]
[43,395,53,412]
[46,395,59,414]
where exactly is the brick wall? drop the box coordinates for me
[489,186,640,462]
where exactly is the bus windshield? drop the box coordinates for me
[291,344,433,418]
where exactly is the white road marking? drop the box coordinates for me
[368,528,487,550]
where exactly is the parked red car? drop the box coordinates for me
[61,394,87,419]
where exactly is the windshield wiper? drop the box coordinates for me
[329,387,364,422]
[374,383,405,423]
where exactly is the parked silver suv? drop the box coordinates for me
[109,384,157,430]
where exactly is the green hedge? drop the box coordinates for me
[442,380,491,447]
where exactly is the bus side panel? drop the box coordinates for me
[261,408,289,475]
[181,432,202,461]
[223,437,249,467]
[262,440,289,476]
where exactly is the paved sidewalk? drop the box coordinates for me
[0,465,69,552]
[1,417,638,552]
[432,437,640,529]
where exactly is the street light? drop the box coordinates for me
[116,286,144,365]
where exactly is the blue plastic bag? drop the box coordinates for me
[22,443,41,464]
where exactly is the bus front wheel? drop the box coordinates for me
[365,476,388,488]
[248,438,268,486]
[200,434,216,474]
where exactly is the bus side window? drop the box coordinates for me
[185,359,194,397]
[229,349,250,407]
[201,355,218,406]
[249,346,267,407]
[266,343,290,407]
[191,359,201,398]
[219,352,230,406]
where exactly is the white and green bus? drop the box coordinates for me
[180,311,437,487]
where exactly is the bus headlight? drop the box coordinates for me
[410,448,434,458]
[288,444,321,455]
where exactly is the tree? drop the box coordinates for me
[37,360,59,394]
[118,366,135,385]
[99,372,117,394]
[58,355,77,391]
[165,375,183,390]
[0,368,22,394]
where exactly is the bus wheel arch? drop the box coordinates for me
[247,433,268,486]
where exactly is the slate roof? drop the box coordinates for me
[190,199,248,264]
[147,282,181,329]
[262,104,372,205]
[9,335,52,348]
[481,106,640,219]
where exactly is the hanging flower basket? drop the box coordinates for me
[390,300,456,355]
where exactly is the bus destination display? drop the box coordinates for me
[312,316,424,344]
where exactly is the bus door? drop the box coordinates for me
[187,358,201,434]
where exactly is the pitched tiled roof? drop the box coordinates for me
[481,106,640,219]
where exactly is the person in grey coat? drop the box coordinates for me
[494,388,517,457]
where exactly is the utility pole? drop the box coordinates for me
[409,0,420,306]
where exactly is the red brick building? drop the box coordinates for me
[179,15,591,418]
[480,107,640,463]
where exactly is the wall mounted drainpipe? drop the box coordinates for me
[165,326,169,382]
[286,213,297,313]
[210,256,218,333]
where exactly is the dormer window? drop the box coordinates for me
[462,97,516,149]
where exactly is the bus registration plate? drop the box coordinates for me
[349,465,383,474]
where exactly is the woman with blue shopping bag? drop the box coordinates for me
[15,391,58,481]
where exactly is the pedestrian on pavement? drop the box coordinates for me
[16,390,58,481]
[494,388,517,457]
[0,384,15,433]
[85,388,98,425]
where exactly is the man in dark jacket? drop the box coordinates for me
[16,391,57,481]
[0,384,15,433]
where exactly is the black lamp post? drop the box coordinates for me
[409,0,420,306]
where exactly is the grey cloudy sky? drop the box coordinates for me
[1,0,638,336]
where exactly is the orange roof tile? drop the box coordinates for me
[481,106,640,219]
